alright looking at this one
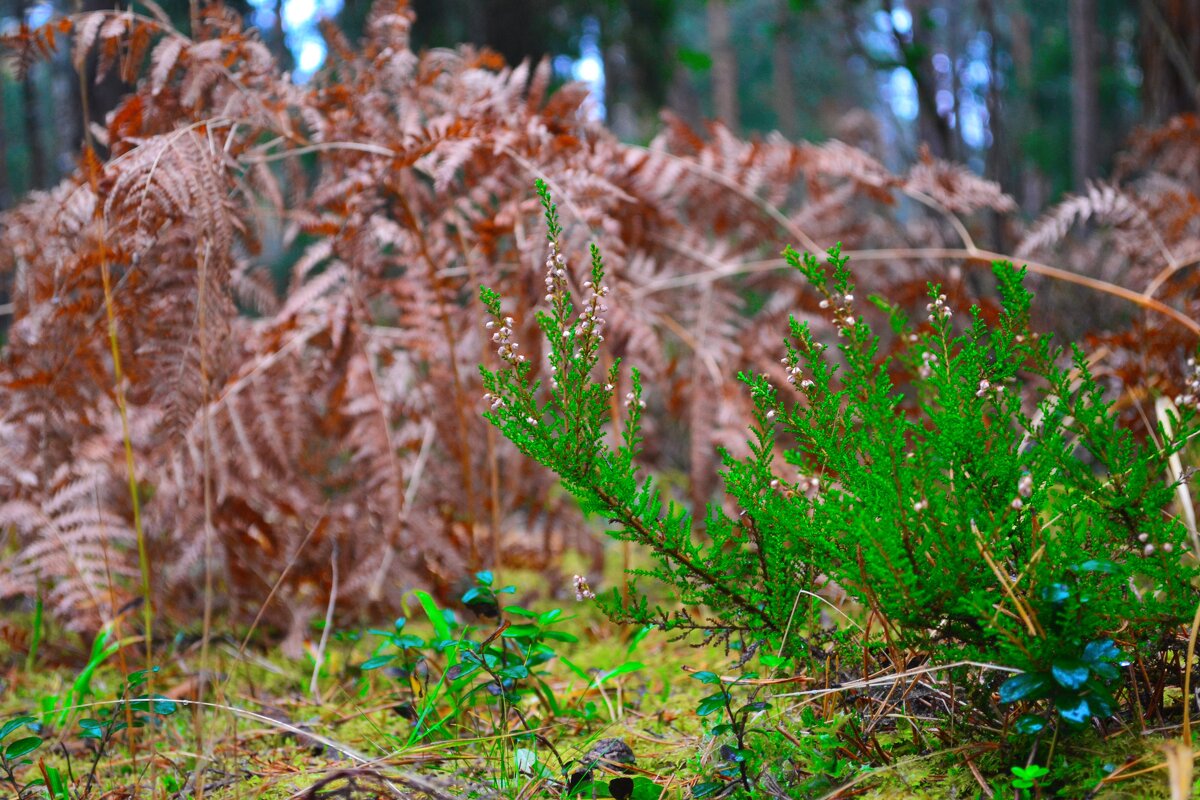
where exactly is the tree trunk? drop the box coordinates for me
[897,0,953,158]
[707,0,739,131]
[771,0,797,138]
[0,71,11,209]
[17,0,47,190]
[1069,0,1099,189]
[1138,0,1200,122]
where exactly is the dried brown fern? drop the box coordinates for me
[0,0,1195,644]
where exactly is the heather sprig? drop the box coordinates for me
[482,184,1200,723]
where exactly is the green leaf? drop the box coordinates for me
[1056,697,1093,725]
[391,634,425,649]
[152,695,178,715]
[691,671,722,685]
[45,765,68,799]
[626,625,653,656]
[537,608,563,625]
[361,655,395,671]
[412,590,452,642]
[1041,583,1071,603]
[1050,660,1090,690]
[475,571,494,586]
[4,736,41,760]
[514,747,538,774]
[696,693,727,716]
[541,630,579,643]
[0,716,36,741]
[999,673,1050,703]
[1072,559,1115,573]
[502,624,540,639]
[1083,639,1119,664]
[591,662,644,688]
[691,781,724,798]
[499,664,530,680]
[1014,714,1045,735]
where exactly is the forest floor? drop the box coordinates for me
[0,566,1191,800]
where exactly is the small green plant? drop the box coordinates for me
[689,670,770,796]
[77,667,178,797]
[362,570,596,789]
[479,181,1200,735]
[787,708,865,795]
[1010,763,1050,798]
[0,716,43,799]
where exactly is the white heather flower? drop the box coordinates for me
[1010,498,1023,510]
[913,499,928,512]
[1138,532,1149,543]
[1164,542,1174,553]
[1017,474,1033,498]
[766,410,777,420]
[573,574,596,601]
[1144,544,1155,555]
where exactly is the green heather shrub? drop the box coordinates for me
[480,182,1200,725]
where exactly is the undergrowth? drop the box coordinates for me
[1,1,1200,798]
[476,180,1200,795]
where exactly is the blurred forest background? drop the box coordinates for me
[2,0,1198,214]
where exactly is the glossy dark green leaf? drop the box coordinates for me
[152,695,178,715]
[1014,714,1045,735]
[1041,583,1071,603]
[1050,660,1089,690]
[3,736,41,760]
[691,671,721,685]
[696,693,727,716]
[0,716,35,741]
[998,673,1050,703]
[1056,696,1092,725]
[1083,639,1119,664]
[537,608,563,625]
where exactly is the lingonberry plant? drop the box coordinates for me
[481,181,1200,729]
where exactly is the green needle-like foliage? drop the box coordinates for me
[480,182,1200,702]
